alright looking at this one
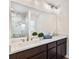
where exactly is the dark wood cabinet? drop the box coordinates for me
[28,52,46,59]
[48,47,56,59]
[51,56,56,59]
[10,38,67,59]
[57,38,67,59]
[16,45,46,59]
[48,42,56,59]
[9,54,16,59]
[48,42,56,49]
[61,43,66,56]
[57,44,62,59]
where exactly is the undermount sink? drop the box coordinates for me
[10,39,41,53]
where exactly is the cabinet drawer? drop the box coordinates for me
[57,38,67,45]
[16,45,47,59]
[28,52,46,59]
[48,42,56,49]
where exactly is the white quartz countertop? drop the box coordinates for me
[10,35,68,54]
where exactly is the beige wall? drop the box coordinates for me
[36,14,56,33]
[57,0,69,35]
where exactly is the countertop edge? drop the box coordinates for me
[9,35,68,55]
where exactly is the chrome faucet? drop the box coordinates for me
[21,39,25,42]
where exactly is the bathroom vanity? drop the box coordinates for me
[10,1,68,59]
[10,35,67,59]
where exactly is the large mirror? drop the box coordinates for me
[10,1,57,39]
[30,10,56,33]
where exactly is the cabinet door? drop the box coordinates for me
[57,45,62,59]
[61,43,66,57]
[57,43,66,59]
[28,52,46,59]
[48,47,56,59]
[57,38,67,59]
[16,45,46,59]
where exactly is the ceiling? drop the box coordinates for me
[11,0,61,6]
[11,0,61,14]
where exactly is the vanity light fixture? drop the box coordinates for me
[47,2,59,10]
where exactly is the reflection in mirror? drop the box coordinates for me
[10,1,57,40]
[30,10,40,33]
[10,2,29,38]
[30,9,56,36]
[37,13,56,33]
